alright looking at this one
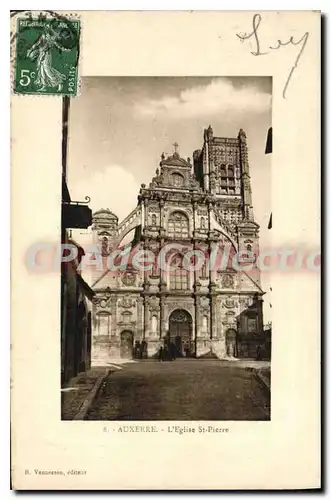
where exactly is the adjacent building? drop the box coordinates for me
[61,96,94,384]
[91,126,266,363]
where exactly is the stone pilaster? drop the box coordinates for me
[238,128,254,220]
[210,284,217,339]
[143,296,149,340]
[194,294,200,342]
[143,198,149,226]
[137,296,144,341]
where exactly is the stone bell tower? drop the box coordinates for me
[90,208,119,288]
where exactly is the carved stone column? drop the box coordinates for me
[143,296,149,340]
[137,296,144,341]
[111,295,117,334]
[209,240,218,285]
[159,196,166,239]
[109,295,119,358]
[144,198,149,227]
[194,295,200,342]
[159,296,165,339]
[143,238,150,288]
[210,284,217,339]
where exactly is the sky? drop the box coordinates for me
[67,76,272,320]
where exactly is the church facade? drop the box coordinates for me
[90,126,266,364]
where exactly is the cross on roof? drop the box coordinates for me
[173,142,179,154]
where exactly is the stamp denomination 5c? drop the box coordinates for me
[14,17,80,96]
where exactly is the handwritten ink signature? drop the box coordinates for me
[236,14,309,99]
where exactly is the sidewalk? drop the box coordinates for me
[61,368,109,420]
[245,364,271,391]
[255,367,271,390]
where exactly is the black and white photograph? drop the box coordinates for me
[11,9,321,491]
[61,76,272,421]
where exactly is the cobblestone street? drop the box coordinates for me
[86,360,270,421]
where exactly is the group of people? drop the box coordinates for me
[133,340,148,359]
[158,342,177,361]
[158,341,192,361]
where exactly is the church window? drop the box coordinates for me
[169,254,189,290]
[168,211,189,238]
[228,165,234,177]
[217,164,238,194]
[171,173,184,187]
[122,311,132,324]
[247,318,256,333]
[152,214,157,226]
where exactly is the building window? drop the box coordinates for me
[168,211,189,238]
[217,164,237,194]
[151,214,157,226]
[122,311,132,324]
[228,165,234,177]
[169,254,189,290]
[97,313,111,336]
[171,173,184,188]
[247,318,257,333]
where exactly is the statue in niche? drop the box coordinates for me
[101,236,109,256]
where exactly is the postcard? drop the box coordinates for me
[11,10,321,490]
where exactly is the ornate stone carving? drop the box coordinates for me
[200,296,210,313]
[222,273,235,289]
[188,175,201,190]
[147,295,160,312]
[118,297,136,309]
[222,297,238,309]
[239,296,254,308]
[121,271,136,286]
[213,209,237,237]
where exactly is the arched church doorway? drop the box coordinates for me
[120,330,134,359]
[168,309,193,357]
[225,328,237,358]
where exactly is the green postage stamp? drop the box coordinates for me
[13,16,80,96]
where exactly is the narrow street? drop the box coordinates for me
[86,360,270,421]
